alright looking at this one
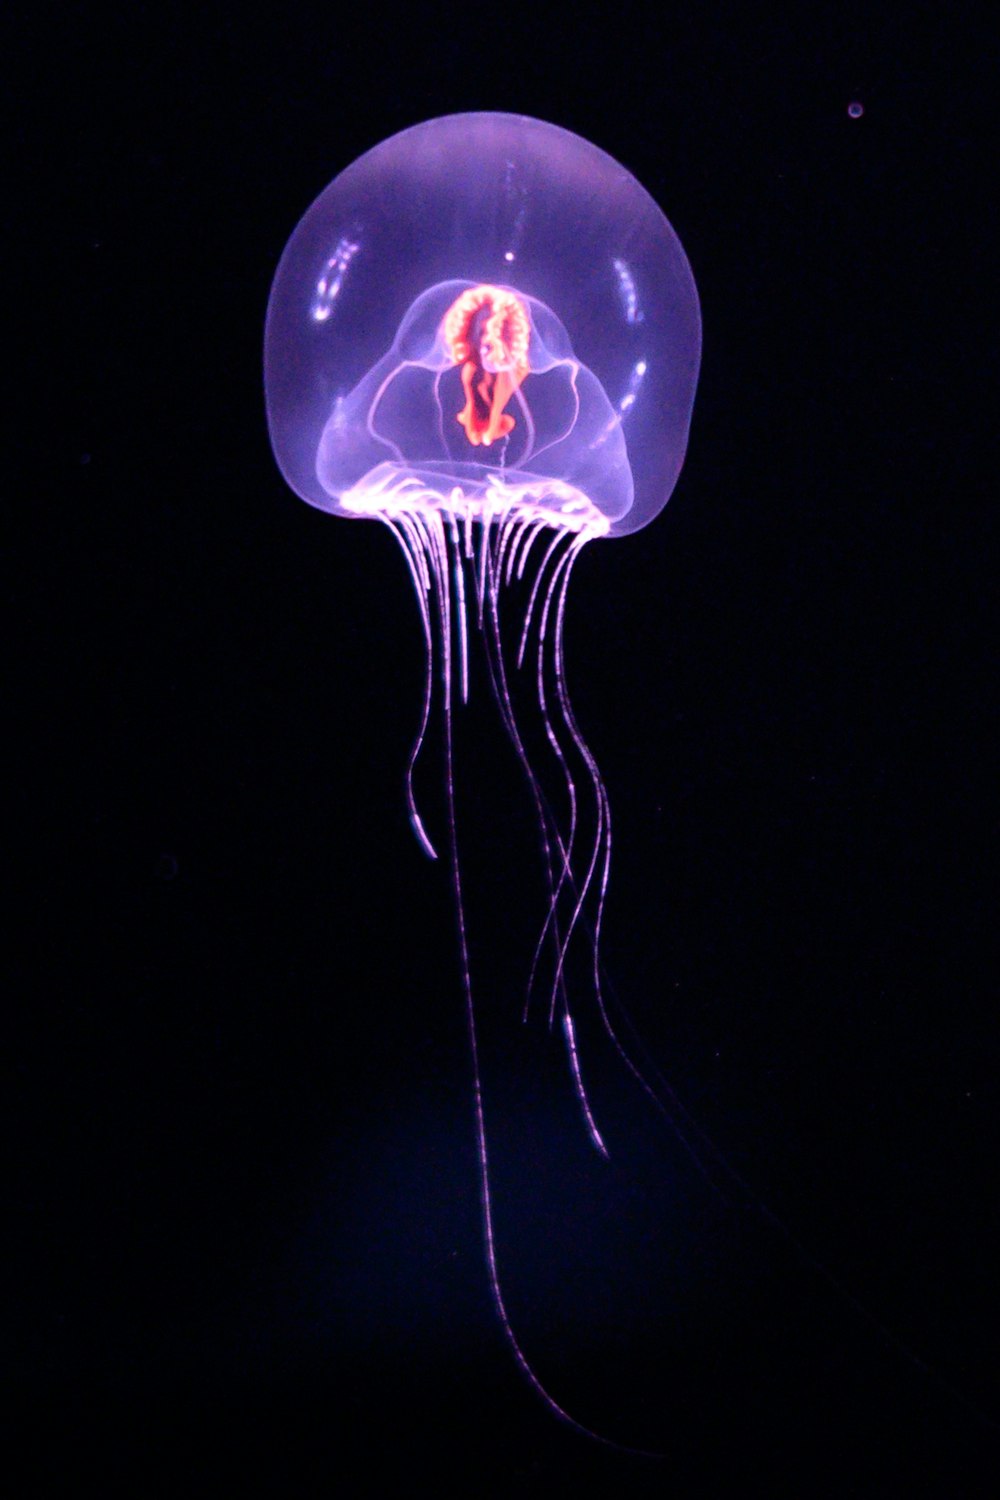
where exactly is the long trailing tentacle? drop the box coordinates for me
[381,515,437,860]
[436,513,645,1450]
[482,526,609,1156]
[533,535,600,1030]
[480,527,576,1024]
[383,508,980,1446]
[547,539,733,1192]
[447,511,470,704]
[515,536,581,1023]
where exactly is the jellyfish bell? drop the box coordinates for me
[265,112,701,1445]
[265,112,700,538]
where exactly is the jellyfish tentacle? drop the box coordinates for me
[511,530,581,1012]
[531,539,585,1030]
[517,528,564,670]
[397,510,431,594]
[481,529,576,1030]
[447,510,470,705]
[541,536,609,1021]
[382,515,437,860]
[549,544,720,1186]
[494,509,525,595]
[512,516,547,585]
[562,1011,608,1158]
[430,510,602,1444]
[483,527,611,1159]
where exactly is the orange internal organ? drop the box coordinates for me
[441,285,531,447]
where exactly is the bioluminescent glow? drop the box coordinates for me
[264,111,701,1444]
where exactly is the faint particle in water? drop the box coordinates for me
[847,101,864,119]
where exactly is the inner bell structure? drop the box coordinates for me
[442,284,532,447]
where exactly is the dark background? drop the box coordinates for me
[8,3,997,1493]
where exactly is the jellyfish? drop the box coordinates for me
[264,112,701,1440]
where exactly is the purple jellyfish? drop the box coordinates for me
[264,112,701,1439]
